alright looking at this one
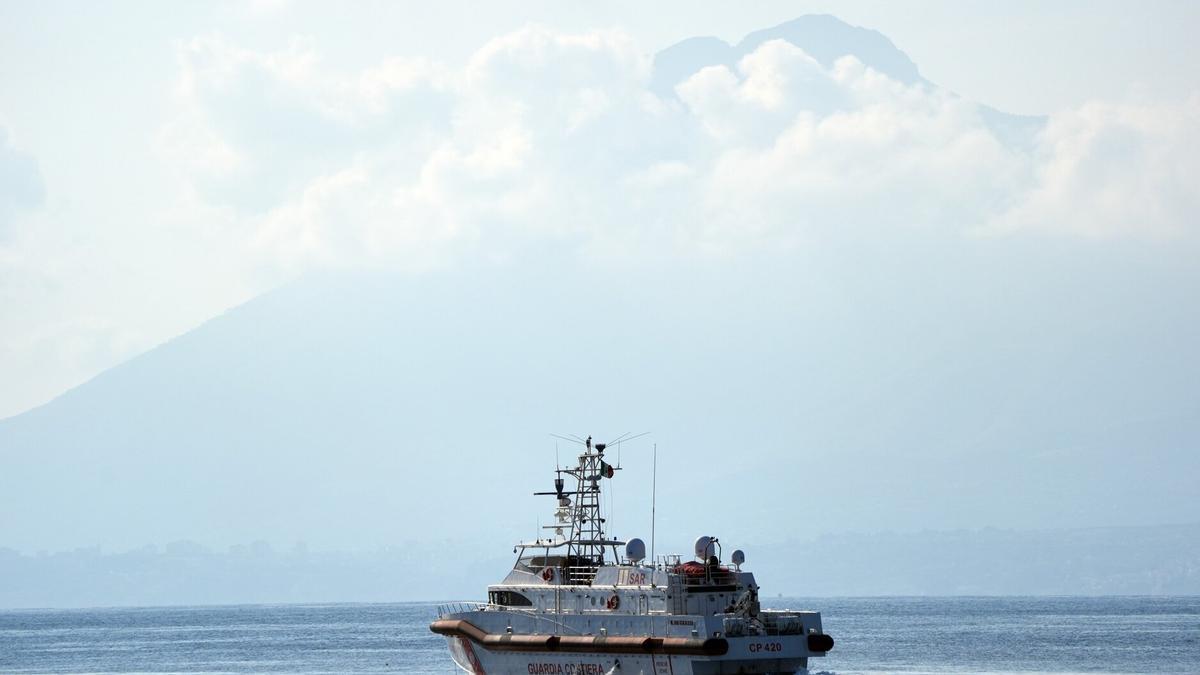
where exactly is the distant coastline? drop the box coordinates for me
[4,522,1196,609]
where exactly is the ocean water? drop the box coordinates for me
[1,597,1197,674]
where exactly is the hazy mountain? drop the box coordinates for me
[1,18,1197,607]
[2,239,1197,558]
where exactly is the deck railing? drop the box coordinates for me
[435,601,487,617]
[434,602,588,635]
[759,610,808,635]
[563,564,599,585]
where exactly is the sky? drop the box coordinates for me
[1,0,1199,420]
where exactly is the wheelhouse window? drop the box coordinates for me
[515,555,567,572]
[489,590,533,607]
[515,555,599,572]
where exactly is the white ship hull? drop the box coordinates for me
[436,607,821,675]
[446,639,812,675]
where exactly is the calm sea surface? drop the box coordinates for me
[1,597,1197,674]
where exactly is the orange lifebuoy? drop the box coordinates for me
[606,594,620,610]
[541,567,555,583]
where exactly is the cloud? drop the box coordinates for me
[155,27,1198,272]
[158,35,452,213]
[0,125,45,240]
[677,46,1027,244]
[4,20,1198,422]
[988,96,1200,238]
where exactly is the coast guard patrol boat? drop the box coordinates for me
[431,435,834,674]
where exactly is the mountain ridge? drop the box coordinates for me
[650,14,1044,147]
[650,15,925,98]
[2,521,1196,608]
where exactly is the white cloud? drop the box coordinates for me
[4,24,1198,418]
[987,96,1200,238]
[158,35,451,213]
[678,49,1028,246]
[676,40,848,146]
[155,27,1199,273]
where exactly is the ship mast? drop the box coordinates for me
[539,434,622,584]
[566,435,613,565]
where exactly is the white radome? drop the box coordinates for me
[625,537,646,562]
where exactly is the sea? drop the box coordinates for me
[1,597,1197,674]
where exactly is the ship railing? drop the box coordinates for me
[437,603,588,635]
[759,610,809,635]
[436,601,487,618]
[676,571,738,586]
[503,610,588,635]
[564,564,599,585]
[653,554,682,569]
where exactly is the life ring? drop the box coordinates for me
[541,567,556,583]
[606,594,620,610]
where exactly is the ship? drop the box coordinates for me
[430,434,834,674]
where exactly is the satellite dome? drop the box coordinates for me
[731,549,745,568]
[625,538,646,563]
[693,536,715,560]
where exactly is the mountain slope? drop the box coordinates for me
[2,238,1198,555]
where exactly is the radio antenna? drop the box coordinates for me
[549,433,586,446]
[651,442,657,570]
[608,431,650,446]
